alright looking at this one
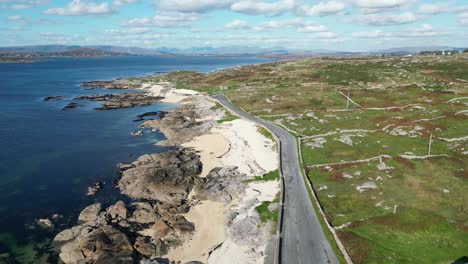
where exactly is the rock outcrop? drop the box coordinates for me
[80,79,142,90]
[196,167,247,202]
[58,225,134,264]
[139,103,215,145]
[117,149,202,202]
[75,92,162,110]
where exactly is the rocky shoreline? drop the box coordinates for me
[51,79,279,264]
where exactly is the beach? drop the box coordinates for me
[51,79,280,264]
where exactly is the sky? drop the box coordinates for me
[0,0,467,51]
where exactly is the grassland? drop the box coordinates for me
[132,54,468,263]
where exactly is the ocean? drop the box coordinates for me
[0,55,272,263]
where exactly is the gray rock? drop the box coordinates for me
[134,237,167,258]
[107,200,128,221]
[78,203,102,223]
[117,149,201,203]
[130,130,144,136]
[197,167,247,202]
[267,203,279,212]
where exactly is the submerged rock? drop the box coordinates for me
[133,111,165,122]
[87,182,103,196]
[62,102,83,111]
[43,95,64,101]
[131,130,144,136]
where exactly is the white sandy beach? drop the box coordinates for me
[141,82,280,263]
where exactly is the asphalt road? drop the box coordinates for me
[214,95,339,264]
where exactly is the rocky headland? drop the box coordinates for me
[52,79,279,264]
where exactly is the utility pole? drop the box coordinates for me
[428,132,433,156]
[346,88,350,109]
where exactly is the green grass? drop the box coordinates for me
[217,109,239,123]
[257,125,275,142]
[342,207,468,264]
[243,170,279,183]
[254,193,280,233]
[155,54,468,264]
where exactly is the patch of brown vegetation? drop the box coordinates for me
[338,231,371,264]
[328,171,344,181]
[370,207,443,233]
[455,170,468,180]
[329,163,359,171]
[392,156,415,170]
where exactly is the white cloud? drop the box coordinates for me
[416,3,449,15]
[1,0,49,9]
[155,0,233,13]
[7,15,29,23]
[352,12,417,26]
[153,11,199,26]
[458,12,468,26]
[230,0,296,16]
[299,1,346,16]
[113,0,138,6]
[225,19,250,30]
[352,24,450,39]
[348,0,413,14]
[44,0,116,16]
[297,24,328,32]
[249,18,329,33]
[351,0,411,9]
[316,31,338,38]
[123,12,199,27]
[104,27,150,35]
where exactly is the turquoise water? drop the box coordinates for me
[0,55,272,263]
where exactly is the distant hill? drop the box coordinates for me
[0,44,466,56]
[0,48,132,61]
[377,46,465,55]
[45,48,131,57]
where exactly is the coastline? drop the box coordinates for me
[52,79,280,263]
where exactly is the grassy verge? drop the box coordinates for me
[243,170,280,183]
[296,138,348,264]
[255,194,280,233]
[217,109,239,123]
[257,125,275,142]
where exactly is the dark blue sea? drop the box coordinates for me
[0,55,272,263]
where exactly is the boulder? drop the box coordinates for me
[151,219,172,238]
[173,216,195,232]
[134,237,167,258]
[78,203,102,223]
[129,202,159,225]
[78,225,134,263]
[107,200,128,221]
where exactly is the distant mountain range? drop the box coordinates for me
[0,45,465,56]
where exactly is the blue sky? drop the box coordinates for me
[1,0,467,51]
